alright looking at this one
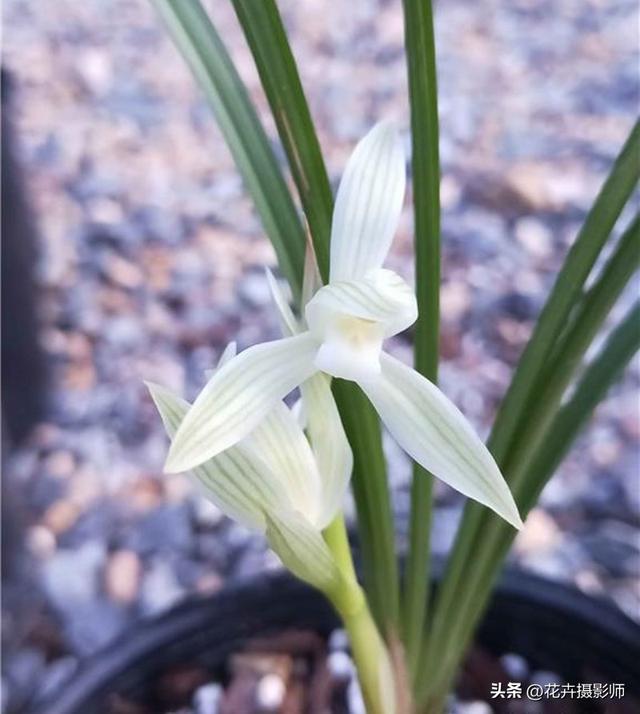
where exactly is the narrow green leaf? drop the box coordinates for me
[231,0,332,279]
[423,124,640,682]
[419,213,640,705]
[151,0,305,297]
[400,0,441,676]
[419,301,640,707]
[490,120,640,467]
[506,213,640,494]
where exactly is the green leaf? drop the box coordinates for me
[400,0,441,676]
[419,208,640,706]
[423,123,640,685]
[151,0,305,298]
[231,0,332,279]
[419,301,640,708]
[489,120,640,468]
[525,300,640,487]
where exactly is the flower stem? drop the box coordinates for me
[324,516,398,714]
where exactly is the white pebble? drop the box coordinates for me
[256,673,285,711]
[328,628,349,652]
[500,652,529,681]
[26,525,56,558]
[515,217,553,259]
[530,670,563,686]
[193,682,222,714]
[328,651,353,681]
[347,677,366,714]
[455,701,492,714]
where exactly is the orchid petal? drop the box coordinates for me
[359,354,523,529]
[306,269,417,339]
[204,341,238,380]
[217,341,238,368]
[266,509,343,595]
[290,397,307,430]
[330,122,406,282]
[146,382,288,531]
[301,373,353,528]
[265,269,298,337]
[244,401,323,526]
[301,236,323,309]
[165,333,319,472]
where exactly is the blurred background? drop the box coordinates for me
[2,0,638,710]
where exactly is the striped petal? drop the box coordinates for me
[266,509,343,595]
[165,333,319,473]
[300,373,353,527]
[305,270,417,381]
[301,236,323,310]
[244,401,324,526]
[306,269,417,339]
[265,269,298,337]
[146,382,288,531]
[204,342,238,380]
[330,122,406,282]
[359,353,523,529]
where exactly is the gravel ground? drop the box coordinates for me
[2,0,639,711]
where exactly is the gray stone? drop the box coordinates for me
[140,558,185,615]
[238,272,271,308]
[65,600,129,656]
[42,541,106,615]
[128,504,192,556]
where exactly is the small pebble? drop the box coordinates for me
[193,682,222,714]
[347,676,366,714]
[255,673,285,711]
[192,497,223,528]
[455,702,492,714]
[529,670,564,687]
[26,526,56,559]
[515,509,561,555]
[500,652,529,681]
[104,550,142,605]
[328,628,349,652]
[43,500,80,535]
[327,651,353,682]
[139,559,185,615]
[515,217,553,259]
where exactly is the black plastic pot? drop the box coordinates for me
[35,569,640,714]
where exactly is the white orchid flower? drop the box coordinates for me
[165,122,523,530]
[146,343,353,592]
